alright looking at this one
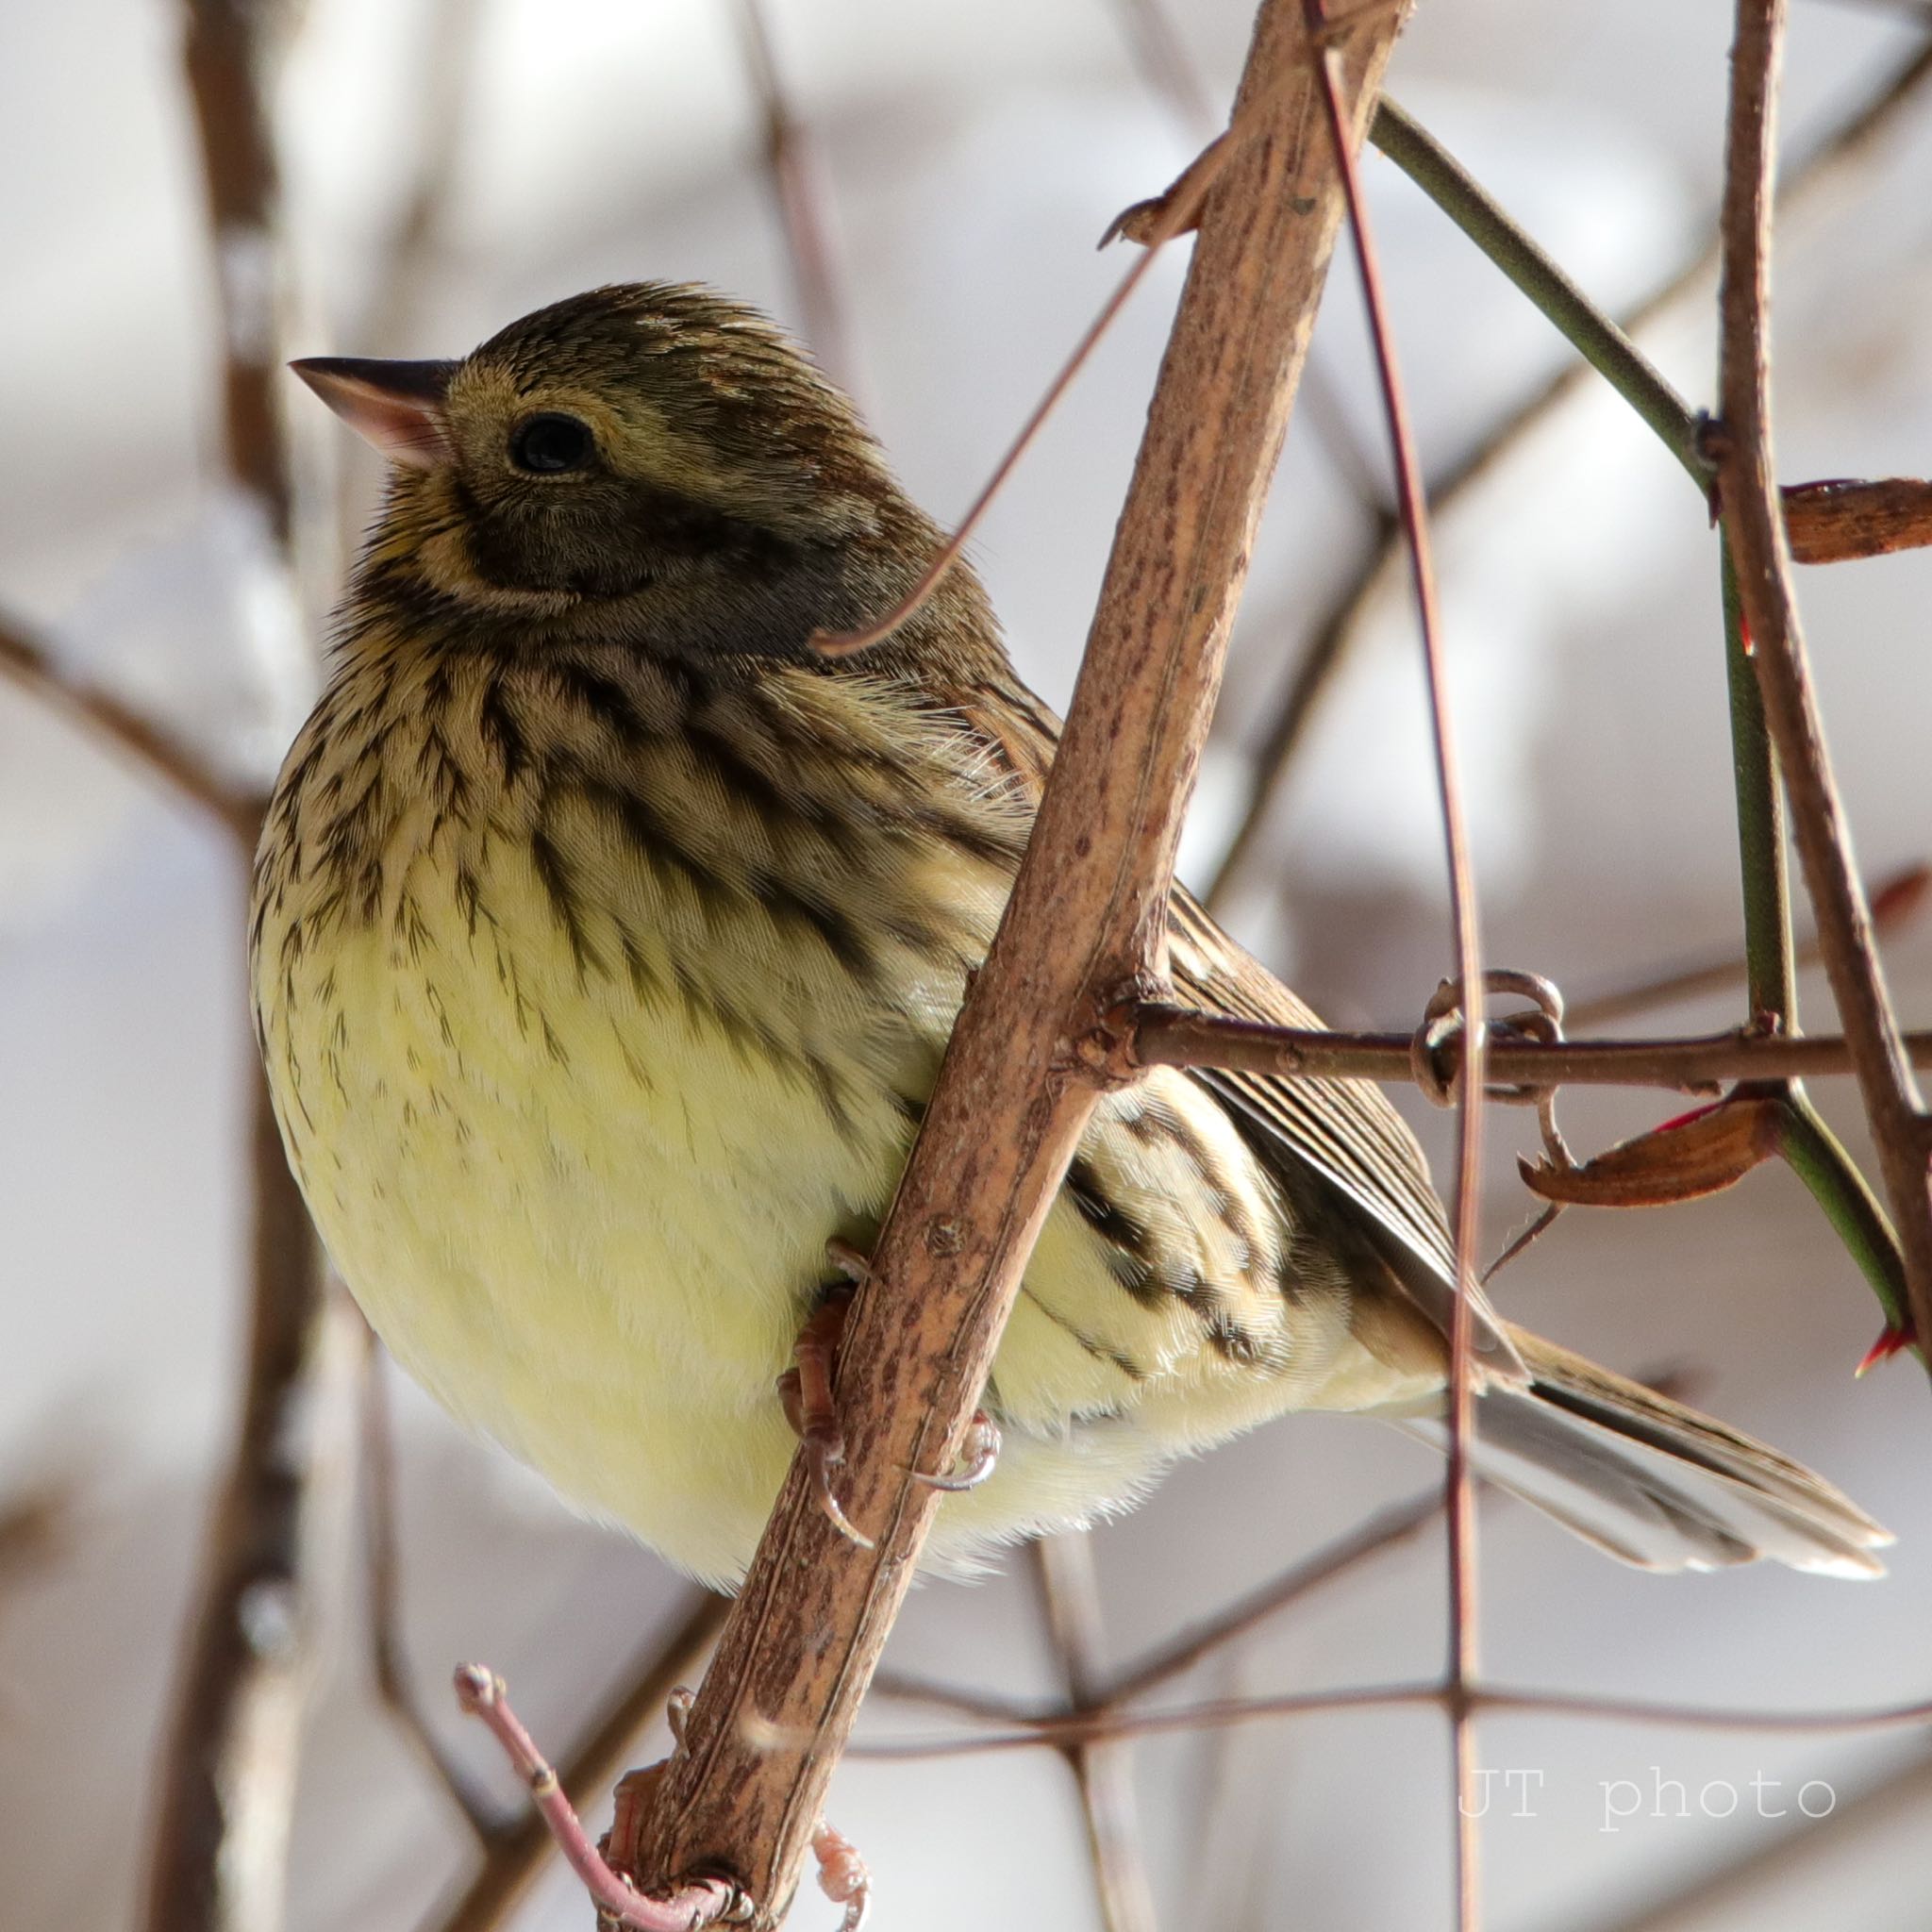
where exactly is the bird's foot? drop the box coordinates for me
[908,1409,1002,1492]
[778,1258,873,1550]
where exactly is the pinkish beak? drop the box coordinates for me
[290,357,457,470]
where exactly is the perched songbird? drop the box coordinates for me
[254,283,1890,1589]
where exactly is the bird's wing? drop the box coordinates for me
[958,675,1524,1378]
[1164,888,1524,1374]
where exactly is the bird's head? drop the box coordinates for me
[293,283,967,660]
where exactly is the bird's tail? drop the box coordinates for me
[1403,1325,1892,1576]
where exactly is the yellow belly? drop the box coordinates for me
[252,660,1357,1585]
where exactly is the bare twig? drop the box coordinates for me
[360,1334,504,1840]
[143,1092,360,1932]
[453,1667,735,1932]
[733,0,859,390]
[141,10,363,1932]
[1306,12,1486,1923]
[1108,0,1218,129]
[0,611,250,838]
[850,1679,1932,1760]
[1130,1004,1932,1092]
[809,47,1294,661]
[1563,863,1930,1027]
[1100,1486,1448,1708]
[1208,36,1932,910]
[355,0,481,358]
[1031,1537,1158,1932]
[625,8,1417,1922]
[874,1483,1463,1738]
[424,1590,727,1932]
[1714,0,1932,1355]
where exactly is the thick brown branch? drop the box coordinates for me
[625,4,1416,1922]
[1131,1004,1932,1092]
[1714,0,1932,1352]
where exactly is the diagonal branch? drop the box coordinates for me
[1714,0,1932,1358]
[1208,36,1932,910]
[0,611,250,839]
[622,5,1419,1923]
[733,0,860,391]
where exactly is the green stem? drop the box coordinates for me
[1719,544,1798,1024]
[1367,95,1918,1337]
[1778,1091,1913,1344]
[1369,99,1710,488]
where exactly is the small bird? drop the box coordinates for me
[254,283,1890,1589]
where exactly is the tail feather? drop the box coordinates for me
[1400,1326,1892,1577]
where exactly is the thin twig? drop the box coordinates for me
[1207,37,1932,910]
[453,1667,735,1932]
[1562,863,1929,1027]
[1306,14,1486,1923]
[1108,0,1218,129]
[355,0,481,357]
[625,8,1417,1921]
[849,1679,1932,1760]
[360,1333,504,1840]
[1131,1005,1932,1092]
[1031,1537,1159,1932]
[0,611,250,838]
[1715,0,1932,1356]
[874,1481,1462,1740]
[142,10,362,1932]
[423,1591,727,1932]
[1369,100,1706,483]
[1101,1486,1448,1708]
[809,18,1349,661]
[733,0,859,391]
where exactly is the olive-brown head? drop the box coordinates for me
[293,283,986,669]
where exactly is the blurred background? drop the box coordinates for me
[4,1,1931,1928]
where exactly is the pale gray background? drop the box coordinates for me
[3,2,1930,1928]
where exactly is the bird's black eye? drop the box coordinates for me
[509,411,595,474]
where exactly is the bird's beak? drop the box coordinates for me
[290,357,458,470]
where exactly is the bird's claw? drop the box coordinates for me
[780,1274,874,1549]
[908,1410,1002,1492]
[804,1412,874,1550]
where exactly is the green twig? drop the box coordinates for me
[1719,546,1798,1024]
[1777,1091,1912,1349]
[1368,92,1914,1344]
[1368,99,1709,486]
